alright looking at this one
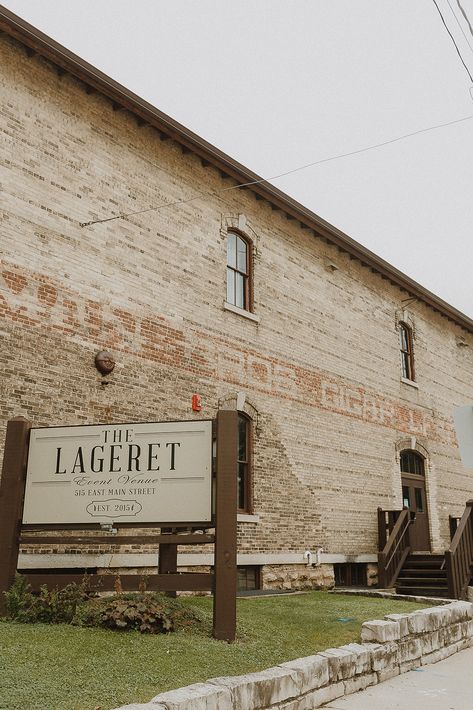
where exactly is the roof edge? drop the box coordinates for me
[1,4,472,333]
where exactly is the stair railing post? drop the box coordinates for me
[377,508,387,551]
[378,551,387,588]
[445,500,473,599]
[445,549,455,599]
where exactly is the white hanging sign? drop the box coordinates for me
[22,420,212,524]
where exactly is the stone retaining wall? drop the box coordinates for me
[115,600,473,710]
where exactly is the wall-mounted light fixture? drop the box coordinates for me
[95,350,116,375]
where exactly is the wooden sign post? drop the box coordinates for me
[214,409,237,641]
[0,412,237,640]
[0,417,31,615]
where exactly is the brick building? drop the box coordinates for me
[1,7,473,592]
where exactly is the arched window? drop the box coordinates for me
[237,412,252,512]
[227,231,251,311]
[399,322,415,381]
[400,450,424,476]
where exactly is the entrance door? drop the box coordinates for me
[400,451,431,552]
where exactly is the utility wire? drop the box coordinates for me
[447,0,473,52]
[80,111,473,227]
[432,0,473,81]
[455,0,473,39]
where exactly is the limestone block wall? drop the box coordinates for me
[262,564,335,591]
[2,31,473,575]
[114,600,473,710]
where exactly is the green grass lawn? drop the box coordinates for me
[0,592,429,710]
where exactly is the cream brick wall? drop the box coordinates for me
[1,34,473,572]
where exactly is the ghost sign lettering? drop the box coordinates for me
[22,420,212,524]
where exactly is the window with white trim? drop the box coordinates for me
[399,322,415,381]
[226,231,251,311]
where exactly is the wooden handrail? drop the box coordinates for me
[384,515,409,567]
[445,500,473,599]
[377,507,402,551]
[449,504,473,554]
[378,508,411,589]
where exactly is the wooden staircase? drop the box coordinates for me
[395,554,448,598]
[378,501,473,600]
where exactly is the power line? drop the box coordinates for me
[455,0,473,39]
[80,111,473,227]
[447,0,473,52]
[432,0,473,81]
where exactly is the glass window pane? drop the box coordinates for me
[237,568,247,590]
[236,237,248,273]
[401,352,409,379]
[400,451,424,476]
[400,326,408,351]
[238,462,246,509]
[402,485,410,508]
[237,567,258,591]
[400,325,415,381]
[227,233,236,268]
[415,488,424,512]
[226,267,235,304]
[400,453,408,473]
[235,272,245,309]
[406,358,412,379]
[238,416,247,461]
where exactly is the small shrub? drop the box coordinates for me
[3,574,88,624]
[2,574,33,622]
[3,578,209,635]
[74,592,208,634]
[76,594,174,634]
[104,598,173,633]
[32,582,88,624]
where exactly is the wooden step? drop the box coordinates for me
[403,558,444,569]
[398,569,447,578]
[396,576,447,585]
[396,585,448,597]
[394,553,450,598]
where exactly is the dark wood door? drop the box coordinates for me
[402,474,431,551]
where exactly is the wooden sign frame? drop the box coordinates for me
[0,410,237,641]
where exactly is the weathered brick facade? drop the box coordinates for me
[1,28,473,588]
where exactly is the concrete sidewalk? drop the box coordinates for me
[324,647,473,710]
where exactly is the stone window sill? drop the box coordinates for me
[237,513,260,523]
[401,377,419,389]
[224,301,260,323]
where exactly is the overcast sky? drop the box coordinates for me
[3,0,473,317]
